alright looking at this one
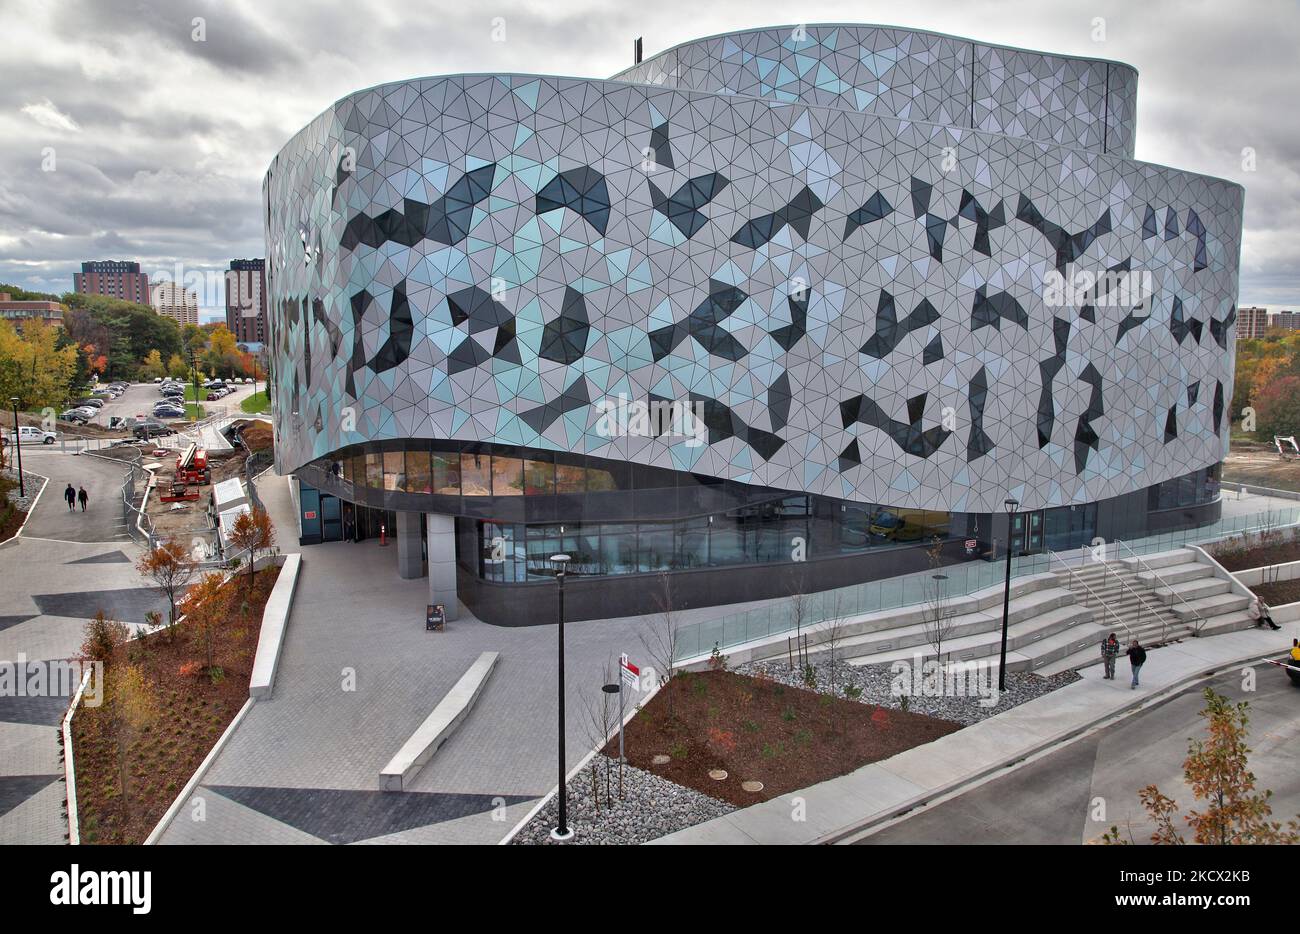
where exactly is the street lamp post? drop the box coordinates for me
[999,497,1019,691]
[550,553,574,842]
[8,397,24,497]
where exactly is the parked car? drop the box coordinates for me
[154,408,186,419]
[5,425,56,445]
[153,376,163,383]
[59,409,90,424]
[133,423,175,439]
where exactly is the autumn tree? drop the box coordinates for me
[80,610,131,666]
[105,664,156,818]
[166,352,189,380]
[139,348,165,380]
[136,539,197,636]
[179,571,226,673]
[1252,374,1300,442]
[0,319,79,408]
[1103,688,1300,845]
[227,506,276,585]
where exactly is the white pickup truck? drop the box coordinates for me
[4,425,57,445]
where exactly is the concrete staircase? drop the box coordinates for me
[715,548,1261,679]
[740,572,1105,675]
[1126,548,1256,637]
[1034,548,1257,675]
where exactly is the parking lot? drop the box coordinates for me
[66,379,261,431]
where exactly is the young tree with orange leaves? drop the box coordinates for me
[179,571,227,673]
[227,506,275,586]
[1103,688,1300,844]
[136,539,197,637]
[105,664,155,819]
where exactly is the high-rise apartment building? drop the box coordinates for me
[1239,306,1270,339]
[150,280,199,327]
[224,258,267,344]
[73,260,151,305]
[1271,310,1300,331]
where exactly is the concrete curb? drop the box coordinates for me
[815,643,1289,845]
[143,698,255,845]
[62,667,94,845]
[0,474,48,549]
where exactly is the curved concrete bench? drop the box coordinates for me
[380,651,499,791]
[249,554,300,700]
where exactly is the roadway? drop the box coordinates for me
[858,665,1300,844]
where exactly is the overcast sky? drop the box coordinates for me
[1,0,1296,319]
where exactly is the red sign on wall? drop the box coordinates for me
[304,511,317,520]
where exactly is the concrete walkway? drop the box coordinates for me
[651,621,1300,844]
[0,449,166,845]
[157,472,659,845]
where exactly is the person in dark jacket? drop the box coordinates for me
[63,483,76,512]
[1127,640,1147,689]
[77,486,88,512]
[1100,633,1121,680]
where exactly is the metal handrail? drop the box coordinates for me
[1093,559,1176,643]
[1047,549,1134,639]
[1114,538,1207,632]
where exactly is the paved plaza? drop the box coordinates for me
[0,449,168,845]
[5,450,1300,846]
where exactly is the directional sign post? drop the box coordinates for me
[616,654,640,764]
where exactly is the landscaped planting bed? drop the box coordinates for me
[1212,539,1300,572]
[736,659,1080,727]
[605,668,960,807]
[1248,579,1300,607]
[70,566,280,844]
[0,467,46,543]
[510,756,734,845]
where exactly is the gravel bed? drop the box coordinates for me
[733,658,1080,727]
[2,467,47,512]
[510,755,733,845]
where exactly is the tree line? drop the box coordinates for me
[0,284,264,409]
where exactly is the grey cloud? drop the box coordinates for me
[0,0,1295,310]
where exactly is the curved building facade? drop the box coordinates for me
[264,24,1242,624]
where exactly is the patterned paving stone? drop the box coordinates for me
[0,774,59,820]
[207,785,535,844]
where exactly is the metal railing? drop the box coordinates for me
[1048,549,1134,639]
[1096,559,1176,643]
[671,502,1300,661]
[1114,538,1207,633]
[117,450,157,549]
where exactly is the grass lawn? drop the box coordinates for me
[183,402,205,420]
[609,668,960,806]
[71,565,281,845]
[240,390,270,414]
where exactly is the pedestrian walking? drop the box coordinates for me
[77,485,88,512]
[63,483,76,512]
[1127,639,1147,689]
[1100,633,1121,679]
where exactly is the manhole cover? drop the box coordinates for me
[708,769,729,781]
[651,754,671,766]
[742,780,765,793]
